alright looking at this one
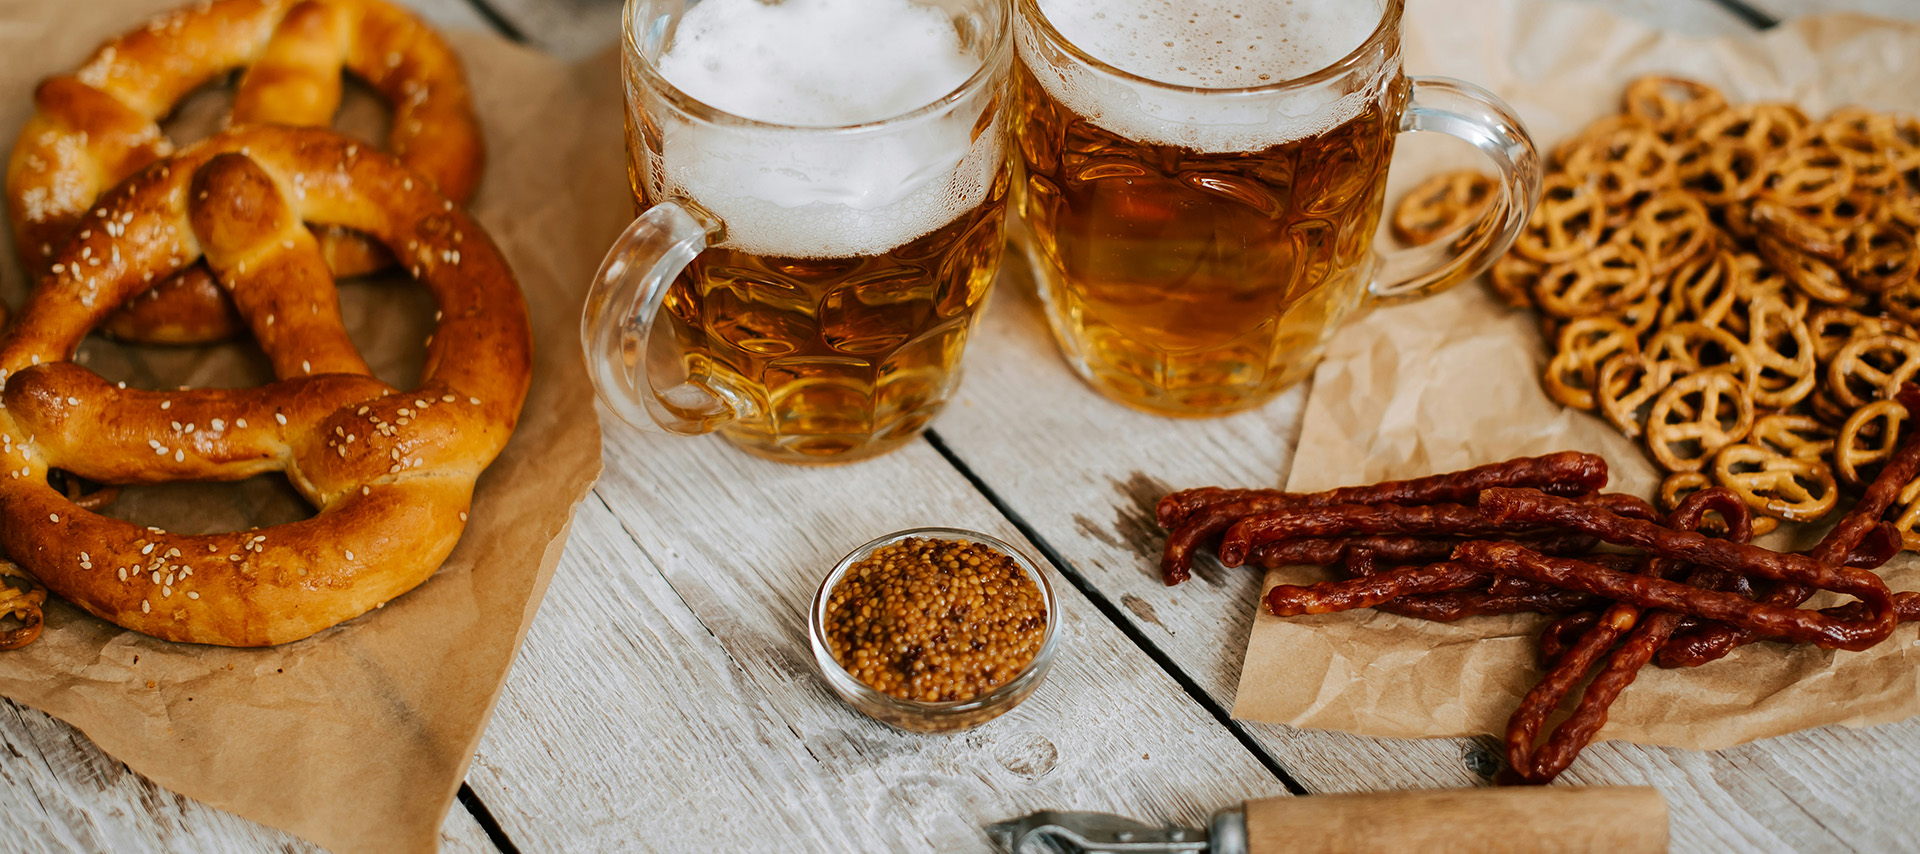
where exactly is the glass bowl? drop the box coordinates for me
[807,526,1061,733]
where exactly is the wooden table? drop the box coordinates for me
[6,0,1920,851]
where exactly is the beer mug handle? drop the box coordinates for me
[1369,76,1542,305]
[580,200,733,435]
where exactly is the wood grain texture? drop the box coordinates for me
[1243,787,1668,854]
[0,698,499,854]
[462,429,1294,853]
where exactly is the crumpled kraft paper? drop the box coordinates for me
[1233,0,1920,750]
[0,2,607,851]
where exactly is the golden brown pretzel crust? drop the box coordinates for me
[6,0,483,343]
[0,126,529,647]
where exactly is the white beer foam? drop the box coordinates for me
[651,0,996,259]
[1023,0,1384,153]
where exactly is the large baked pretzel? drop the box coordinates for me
[6,0,482,344]
[0,126,529,647]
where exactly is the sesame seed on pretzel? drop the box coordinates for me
[0,126,529,647]
[5,0,482,344]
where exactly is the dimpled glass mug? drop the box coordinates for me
[1012,0,1542,416]
[584,0,1014,464]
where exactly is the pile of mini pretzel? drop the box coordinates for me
[1393,76,1920,543]
[1158,395,1920,783]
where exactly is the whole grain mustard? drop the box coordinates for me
[823,537,1047,703]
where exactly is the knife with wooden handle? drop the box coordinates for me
[989,787,1668,854]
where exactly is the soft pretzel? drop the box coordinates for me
[0,126,529,646]
[6,0,482,344]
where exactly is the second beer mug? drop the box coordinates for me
[585,0,1013,464]
[1013,0,1541,416]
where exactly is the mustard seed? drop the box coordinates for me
[824,537,1046,703]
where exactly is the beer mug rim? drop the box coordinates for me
[1016,0,1404,97]
[621,0,1013,134]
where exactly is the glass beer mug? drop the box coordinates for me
[1013,0,1541,415]
[584,0,1014,464]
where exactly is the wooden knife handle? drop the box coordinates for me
[1241,786,1667,854]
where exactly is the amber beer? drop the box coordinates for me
[635,173,1010,462]
[608,0,1013,463]
[1014,0,1407,415]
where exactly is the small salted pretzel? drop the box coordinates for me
[1613,286,1667,338]
[1691,102,1810,155]
[1843,220,1919,293]
[6,0,483,344]
[1744,293,1816,410]
[1892,478,1920,551]
[1596,352,1686,440]
[1711,443,1839,522]
[1817,109,1904,191]
[1512,174,1605,264]
[1693,140,1773,207]
[1750,198,1846,261]
[1762,142,1856,208]
[1623,76,1729,138]
[1808,307,1915,364]
[1751,413,1836,461]
[0,566,48,651]
[1488,253,1541,309]
[1643,321,1757,388]
[1533,242,1654,318]
[1673,248,1741,330]
[0,126,531,646]
[1828,334,1920,410]
[1558,117,1678,213]
[1544,317,1638,411]
[1658,471,1712,514]
[1880,279,1920,327]
[1392,170,1496,247]
[1647,368,1755,472]
[1757,234,1858,306]
[1836,399,1907,488]
[1620,190,1713,276]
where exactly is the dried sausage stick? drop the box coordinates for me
[1157,453,1610,584]
[1265,562,1491,616]
[1509,489,1745,782]
[1250,531,1600,570]
[1222,493,1654,569]
[1154,451,1610,528]
[1453,541,1896,651]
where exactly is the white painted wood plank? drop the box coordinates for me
[464,429,1292,853]
[0,698,499,854]
[932,273,1920,852]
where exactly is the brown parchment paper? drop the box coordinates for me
[0,3,607,852]
[1233,0,1920,751]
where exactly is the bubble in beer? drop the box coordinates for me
[659,0,976,126]
[646,0,1003,260]
[1024,0,1384,153]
